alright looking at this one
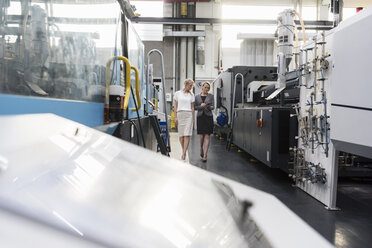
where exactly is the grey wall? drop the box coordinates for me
[144,39,175,93]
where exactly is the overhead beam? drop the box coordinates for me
[163,30,206,37]
[6,15,117,25]
[130,17,333,30]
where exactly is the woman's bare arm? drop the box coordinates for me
[174,100,178,126]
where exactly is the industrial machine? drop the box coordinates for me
[291,6,372,209]
[0,0,111,126]
[214,7,372,209]
[0,0,168,154]
[213,66,278,136]
[212,37,300,173]
[227,10,302,172]
[213,64,299,172]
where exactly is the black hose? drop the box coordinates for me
[128,119,140,146]
[130,86,146,148]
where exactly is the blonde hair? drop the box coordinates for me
[202,81,211,88]
[183,78,194,94]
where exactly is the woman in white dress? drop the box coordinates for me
[174,79,195,161]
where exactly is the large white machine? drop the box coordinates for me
[292,6,372,209]
[0,114,332,247]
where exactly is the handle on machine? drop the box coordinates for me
[130,66,141,111]
[151,98,158,111]
[105,56,131,110]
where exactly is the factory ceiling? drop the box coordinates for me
[38,0,372,9]
[220,0,372,8]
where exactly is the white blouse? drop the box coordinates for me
[174,91,195,112]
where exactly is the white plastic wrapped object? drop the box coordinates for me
[0,114,333,248]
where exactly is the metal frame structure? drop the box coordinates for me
[131,17,333,30]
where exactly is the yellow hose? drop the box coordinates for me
[131,66,141,111]
[105,56,131,110]
[151,98,158,111]
[294,24,299,66]
[295,10,307,43]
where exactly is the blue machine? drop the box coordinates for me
[0,0,145,127]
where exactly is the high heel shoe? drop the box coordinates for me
[202,156,207,162]
[200,152,204,158]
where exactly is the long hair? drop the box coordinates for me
[183,78,194,94]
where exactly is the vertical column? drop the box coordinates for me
[179,2,187,88]
[180,25,187,87]
[187,3,195,81]
[327,148,340,210]
[187,25,194,80]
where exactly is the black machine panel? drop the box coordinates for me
[217,66,300,173]
[232,106,297,172]
[252,70,301,104]
[113,116,157,151]
[216,88,222,108]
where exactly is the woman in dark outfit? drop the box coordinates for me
[195,82,214,162]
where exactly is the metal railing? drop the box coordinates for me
[147,49,170,152]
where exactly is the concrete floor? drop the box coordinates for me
[175,131,372,248]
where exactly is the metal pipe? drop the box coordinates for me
[186,25,194,80]
[146,52,150,115]
[310,93,314,154]
[320,31,329,157]
[231,76,237,127]
[179,1,187,85]
[173,37,176,92]
[241,75,244,105]
[130,17,333,28]
[147,49,171,152]
[339,0,343,23]
[180,25,187,86]
[313,37,317,102]
[172,2,176,94]
[232,75,237,112]
[227,73,244,150]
